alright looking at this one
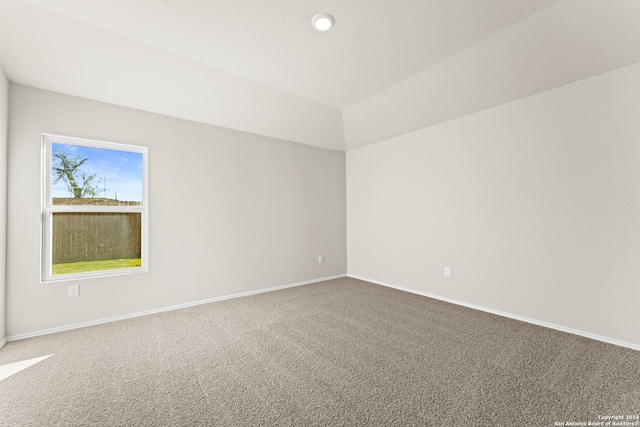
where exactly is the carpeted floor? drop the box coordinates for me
[1,277,639,426]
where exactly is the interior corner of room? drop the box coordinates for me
[0,0,639,367]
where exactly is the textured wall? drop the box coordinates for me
[347,63,640,347]
[6,84,346,337]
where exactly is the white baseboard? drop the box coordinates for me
[6,274,347,343]
[0,337,7,350]
[348,274,640,352]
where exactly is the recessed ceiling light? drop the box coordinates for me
[311,13,335,31]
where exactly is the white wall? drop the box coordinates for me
[0,69,7,344]
[0,0,8,344]
[6,84,346,337]
[347,63,640,347]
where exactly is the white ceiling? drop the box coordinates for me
[3,0,562,109]
[2,0,639,150]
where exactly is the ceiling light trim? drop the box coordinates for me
[311,13,335,31]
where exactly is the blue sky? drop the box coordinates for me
[52,143,143,201]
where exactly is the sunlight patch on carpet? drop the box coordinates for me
[0,354,54,382]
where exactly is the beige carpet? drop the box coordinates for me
[1,277,639,426]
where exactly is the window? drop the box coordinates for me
[42,134,148,282]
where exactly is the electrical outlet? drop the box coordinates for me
[444,267,451,278]
[318,255,324,264]
[68,284,79,298]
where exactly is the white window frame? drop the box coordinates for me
[41,133,148,282]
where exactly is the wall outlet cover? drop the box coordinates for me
[68,284,79,297]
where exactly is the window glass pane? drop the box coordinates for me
[51,212,142,275]
[51,142,143,206]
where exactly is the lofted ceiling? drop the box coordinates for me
[2,0,639,150]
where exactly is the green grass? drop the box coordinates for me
[52,258,141,275]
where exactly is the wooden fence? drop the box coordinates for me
[52,212,142,264]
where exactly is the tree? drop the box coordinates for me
[52,147,102,198]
